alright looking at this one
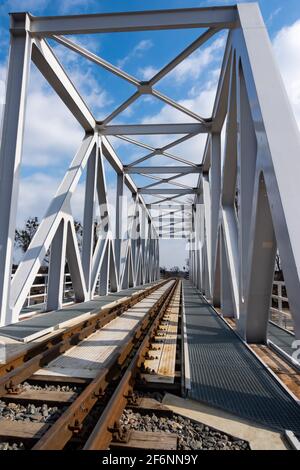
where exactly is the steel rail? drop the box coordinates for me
[32,279,177,450]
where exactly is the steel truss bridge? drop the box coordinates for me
[0,2,300,350]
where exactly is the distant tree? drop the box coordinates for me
[171,266,180,273]
[74,220,83,250]
[74,220,100,252]
[93,220,100,251]
[15,218,86,265]
[15,217,39,253]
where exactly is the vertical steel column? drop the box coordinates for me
[210,133,221,305]
[159,210,162,239]
[115,172,124,284]
[99,242,109,296]
[221,50,240,318]
[220,227,234,317]
[82,145,97,298]
[170,211,174,239]
[0,14,31,325]
[46,219,67,311]
[140,204,146,284]
[130,195,138,286]
[239,176,276,342]
[194,200,200,289]
[236,3,300,339]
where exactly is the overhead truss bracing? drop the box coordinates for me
[0,3,299,348]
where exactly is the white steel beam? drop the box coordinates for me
[149,27,221,85]
[115,173,124,281]
[31,37,95,131]
[0,15,32,326]
[235,3,300,339]
[101,137,156,235]
[99,123,210,135]
[29,7,237,36]
[10,135,95,320]
[124,166,202,174]
[46,219,67,312]
[119,134,200,168]
[53,35,140,87]
[82,145,98,297]
[139,188,197,195]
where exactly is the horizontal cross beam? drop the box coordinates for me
[26,7,237,36]
[139,188,198,195]
[98,123,210,135]
[124,166,202,174]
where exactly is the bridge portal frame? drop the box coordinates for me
[0,3,299,344]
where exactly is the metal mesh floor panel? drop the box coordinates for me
[183,281,300,436]
[268,322,295,357]
[0,282,157,341]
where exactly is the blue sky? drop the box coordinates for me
[1,0,300,268]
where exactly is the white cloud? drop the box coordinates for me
[143,85,216,125]
[137,36,225,87]
[22,67,83,168]
[273,19,300,129]
[57,0,99,14]
[5,0,50,10]
[268,7,282,24]
[117,39,153,69]
[159,239,189,269]
[52,43,112,114]
[138,65,159,81]
[17,173,61,226]
[163,36,225,85]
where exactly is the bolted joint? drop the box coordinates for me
[139,82,152,95]
[68,419,83,434]
[10,12,31,36]
[110,421,130,443]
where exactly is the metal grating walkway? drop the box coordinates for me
[0,282,160,342]
[268,322,295,358]
[183,281,300,436]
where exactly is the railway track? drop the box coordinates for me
[1,280,276,451]
[0,279,184,450]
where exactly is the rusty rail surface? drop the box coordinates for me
[32,279,178,450]
[0,280,168,396]
[84,280,179,450]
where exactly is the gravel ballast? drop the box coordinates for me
[0,399,65,424]
[21,382,80,393]
[0,442,25,451]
